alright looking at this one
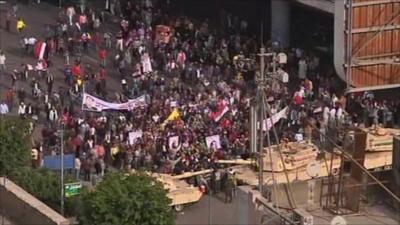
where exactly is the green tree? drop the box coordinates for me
[78,173,175,225]
[0,117,31,176]
[9,167,61,210]
[9,166,80,214]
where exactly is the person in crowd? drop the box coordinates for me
[0,50,6,76]
[16,17,26,34]
[1,0,399,191]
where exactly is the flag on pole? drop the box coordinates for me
[258,107,289,131]
[164,108,180,123]
[210,103,229,122]
[34,41,47,60]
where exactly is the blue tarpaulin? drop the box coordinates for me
[43,154,75,170]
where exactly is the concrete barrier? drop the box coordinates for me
[0,177,70,225]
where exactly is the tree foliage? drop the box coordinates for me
[9,166,81,215]
[78,173,175,225]
[0,117,31,176]
[9,167,61,210]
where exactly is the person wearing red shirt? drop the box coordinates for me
[5,88,14,110]
[98,66,107,90]
[72,63,82,79]
[98,48,107,67]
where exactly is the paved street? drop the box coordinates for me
[176,193,243,225]
[0,2,121,114]
[0,2,126,144]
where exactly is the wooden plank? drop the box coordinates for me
[347,83,400,92]
[356,52,400,59]
[351,25,400,34]
[353,0,400,8]
[352,58,399,66]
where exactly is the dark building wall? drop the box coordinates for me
[170,0,270,37]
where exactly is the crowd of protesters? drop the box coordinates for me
[2,0,400,189]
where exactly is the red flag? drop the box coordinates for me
[210,102,229,122]
[34,41,43,59]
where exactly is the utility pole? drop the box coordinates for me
[252,44,297,208]
[257,46,267,194]
[60,123,64,216]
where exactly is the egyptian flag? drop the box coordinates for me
[210,101,229,122]
[34,41,48,60]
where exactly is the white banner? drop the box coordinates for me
[258,107,289,131]
[168,136,179,149]
[206,135,221,150]
[82,93,146,112]
[128,131,143,145]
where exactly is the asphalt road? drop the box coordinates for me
[0,2,124,142]
[176,193,241,225]
[0,2,121,111]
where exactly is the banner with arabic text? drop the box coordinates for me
[82,93,146,112]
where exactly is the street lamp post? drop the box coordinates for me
[60,123,64,216]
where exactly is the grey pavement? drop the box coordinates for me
[176,193,399,225]
[176,193,241,225]
[0,214,15,225]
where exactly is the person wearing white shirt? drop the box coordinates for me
[75,157,81,179]
[336,106,344,125]
[295,132,303,142]
[0,50,6,75]
[278,68,289,83]
[329,107,337,127]
[0,102,9,115]
[49,107,58,122]
[323,106,330,125]
[89,126,96,137]
[66,6,76,25]
[18,102,26,118]
[277,52,287,64]
[298,58,307,80]
[329,107,336,119]
[331,94,338,106]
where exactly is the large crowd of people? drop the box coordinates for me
[2,0,400,188]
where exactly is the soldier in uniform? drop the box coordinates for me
[225,169,234,203]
